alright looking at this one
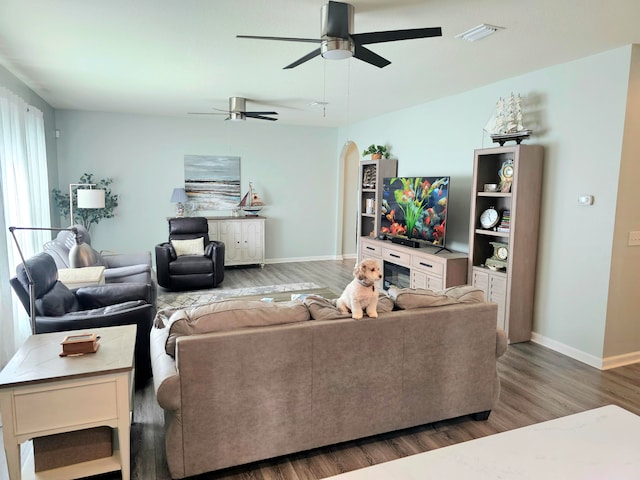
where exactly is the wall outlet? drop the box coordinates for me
[629,231,640,246]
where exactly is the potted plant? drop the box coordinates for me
[52,173,119,232]
[362,144,390,160]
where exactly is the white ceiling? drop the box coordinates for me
[1,0,640,127]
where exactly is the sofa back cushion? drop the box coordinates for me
[388,285,484,310]
[303,294,394,320]
[165,299,310,356]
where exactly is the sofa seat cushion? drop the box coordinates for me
[388,285,484,310]
[168,255,213,275]
[303,294,394,320]
[165,300,310,356]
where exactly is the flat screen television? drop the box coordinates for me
[380,176,450,247]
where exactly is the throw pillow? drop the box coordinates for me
[171,238,205,256]
[165,299,310,356]
[35,281,80,316]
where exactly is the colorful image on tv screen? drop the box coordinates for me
[380,176,449,246]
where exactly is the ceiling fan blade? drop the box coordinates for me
[188,112,227,115]
[245,111,278,115]
[353,44,391,68]
[237,35,321,44]
[245,114,278,121]
[351,27,442,45]
[326,1,350,39]
[284,48,322,69]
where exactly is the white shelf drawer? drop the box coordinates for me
[411,256,444,277]
[382,247,411,267]
[14,380,118,435]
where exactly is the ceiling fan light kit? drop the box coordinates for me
[455,24,503,42]
[237,1,442,69]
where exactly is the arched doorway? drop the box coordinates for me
[338,141,360,258]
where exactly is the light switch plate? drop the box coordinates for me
[629,231,640,246]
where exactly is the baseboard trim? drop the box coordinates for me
[531,332,640,370]
[264,255,344,264]
[601,351,640,370]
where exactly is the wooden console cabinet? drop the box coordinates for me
[359,237,467,291]
[206,216,265,267]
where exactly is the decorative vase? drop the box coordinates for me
[371,153,382,160]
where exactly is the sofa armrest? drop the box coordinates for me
[496,328,508,358]
[150,325,181,411]
[75,283,152,308]
[101,251,152,268]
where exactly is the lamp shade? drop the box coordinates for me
[171,188,189,203]
[77,189,105,209]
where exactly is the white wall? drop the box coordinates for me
[54,111,339,262]
[339,46,634,363]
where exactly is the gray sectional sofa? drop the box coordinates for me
[150,287,507,479]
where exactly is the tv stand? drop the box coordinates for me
[359,237,468,291]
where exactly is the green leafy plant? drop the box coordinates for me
[362,144,390,158]
[52,173,118,232]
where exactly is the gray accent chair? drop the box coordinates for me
[43,224,157,304]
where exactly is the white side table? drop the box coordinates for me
[58,266,106,288]
[0,324,136,480]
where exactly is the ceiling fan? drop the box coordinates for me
[188,97,278,121]
[237,1,442,69]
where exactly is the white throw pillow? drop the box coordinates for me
[171,238,204,256]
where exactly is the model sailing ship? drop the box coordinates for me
[484,93,533,146]
[238,182,264,215]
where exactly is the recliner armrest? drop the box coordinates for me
[75,283,152,309]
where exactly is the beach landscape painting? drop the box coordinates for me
[184,155,241,211]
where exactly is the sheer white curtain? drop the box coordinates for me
[0,87,51,367]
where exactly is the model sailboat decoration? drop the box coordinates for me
[238,182,265,215]
[484,93,533,146]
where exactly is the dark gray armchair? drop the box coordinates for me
[155,217,225,291]
[10,252,154,385]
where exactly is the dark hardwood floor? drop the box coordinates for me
[1,259,639,480]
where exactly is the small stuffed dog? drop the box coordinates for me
[337,259,383,320]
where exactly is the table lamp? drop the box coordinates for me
[171,188,189,217]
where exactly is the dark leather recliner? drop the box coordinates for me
[9,252,154,385]
[155,217,225,291]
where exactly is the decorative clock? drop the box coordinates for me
[479,206,500,230]
[498,159,514,193]
[486,241,509,270]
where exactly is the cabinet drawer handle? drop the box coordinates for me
[390,253,400,258]
[419,262,433,269]
[366,246,375,251]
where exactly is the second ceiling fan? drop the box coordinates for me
[237,1,442,69]
[189,97,278,121]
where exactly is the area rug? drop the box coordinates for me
[156,282,338,311]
